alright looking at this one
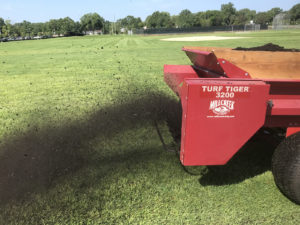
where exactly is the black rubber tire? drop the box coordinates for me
[272,132,300,204]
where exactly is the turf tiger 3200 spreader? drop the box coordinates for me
[164,46,300,204]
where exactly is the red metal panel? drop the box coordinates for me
[286,127,300,137]
[217,58,251,79]
[182,48,224,75]
[264,79,300,125]
[164,65,198,96]
[183,48,250,79]
[270,99,300,115]
[180,79,270,165]
[264,79,300,98]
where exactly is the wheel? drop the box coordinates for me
[272,132,300,204]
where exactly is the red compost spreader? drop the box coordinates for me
[164,46,300,204]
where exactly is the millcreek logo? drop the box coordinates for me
[209,100,235,116]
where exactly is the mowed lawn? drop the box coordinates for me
[0,30,300,224]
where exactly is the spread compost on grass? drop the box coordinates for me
[1,31,300,224]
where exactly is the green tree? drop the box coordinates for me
[80,13,104,32]
[47,18,82,36]
[176,9,194,28]
[221,2,237,25]
[0,17,5,36]
[171,15,178,27]
[59,17,77,36]
[103,20,111,34]
[145,11,173,28]
[255,12,269,25]
[255,7,282,25]
[205,10,223,26]
[193,12,210,27]
[117,15,143,30]
[289,3,300,24]
[17,20,32,37]
[48,19,60,35]
[12,23,22,37]
[193,10,223,27]
[268,7,283,22]
[234,9,256,25]
[1,20,12,37]
[31,22,47,36]
[74,22,83,35]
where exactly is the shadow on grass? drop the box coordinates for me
[0,88,284,205]
[0,91,179,205]
[199,130,283,186]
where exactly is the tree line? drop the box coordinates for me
[145,3,299,29]
[0,2,299,38]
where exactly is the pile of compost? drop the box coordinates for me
[233,43,300,52]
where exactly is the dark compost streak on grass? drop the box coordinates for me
[0,90,283,206]
[0,92,179,205]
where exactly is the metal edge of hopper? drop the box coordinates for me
[182,47,251,79]
[182,47,225,76]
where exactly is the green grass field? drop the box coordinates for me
[0,30,300,224]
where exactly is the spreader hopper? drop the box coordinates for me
[164,46,300,204]
[183,46,300,79]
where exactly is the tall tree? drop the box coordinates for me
[193,12,211,27]
[145,11,173,28]
[21,20,32,36]
[234,9,256,25]
[221,2,237,25]
[31,22,50,36]
[13,20,32,37]
[59,17,77,36]
[205,10,223,26]
[176,9,194,28]
[117,16,143,30]
[0,17,5,35]
[255,12,269,25]
[289,3,300,24]
[267,7,283,22]
[171,15,178,27]
[193,11,223,27]
[80,13,104,32]
[102,20,111,34]
[255,7,282,25]
[1,20,12,37]
[48,19,60,34]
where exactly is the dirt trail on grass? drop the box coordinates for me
[0,92,179,204]
[0,88,276,205]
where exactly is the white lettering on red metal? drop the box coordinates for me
[201,85,250,118]
[209,100,235,116]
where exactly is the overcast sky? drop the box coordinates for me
[0,0,299,23]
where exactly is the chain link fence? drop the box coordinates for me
[134,24,268,35]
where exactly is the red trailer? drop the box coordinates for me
[164,46,300,204]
